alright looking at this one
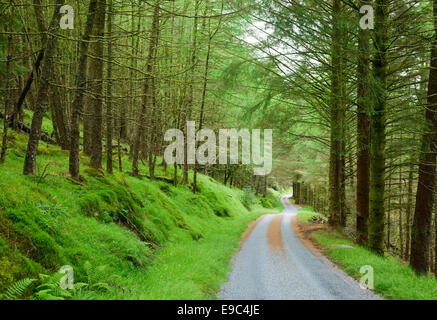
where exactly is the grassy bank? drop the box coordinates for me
[0,127,272,300]
[296,210,437,300]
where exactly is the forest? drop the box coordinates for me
[1,0,437,301]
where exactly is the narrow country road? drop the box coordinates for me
[218,199,379,300]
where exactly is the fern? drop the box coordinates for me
[2,271,94,301]
[2,278,36,300]
[32,289,67,301]
[31,272,88,300]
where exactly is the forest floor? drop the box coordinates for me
[295,209,437,300]
[0,118,281,300]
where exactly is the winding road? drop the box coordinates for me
[218,198,379,300]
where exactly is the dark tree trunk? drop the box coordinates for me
[132,0,160,176]
[33,0,69,150]
[411,0,437,275]
[296,182,301,204]
[148,77,157,180]
[387,157,392,249]
[434,205,437,276]
[23,1,64,175]
[399,164,404,258]
[193,3,212,193]
[1,27,13,163]
[183,0,199,186]
[69,0,99,178]
[356,0,371,245]
[13,50,44,126]
[328,0,344,226]
[89,0,106,169]
[106,0,113,174]
[369,0,388,255]
[49,80,69,150]
[405,162,414,261]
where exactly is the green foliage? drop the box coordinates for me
[32,273,72,300]
[31,272,89,300]
[242,186,260,209]
[313,230,437,300]
[1,278,36,300]
[0,131,260,300]
[258,196,273,208]
[297,209,327,225]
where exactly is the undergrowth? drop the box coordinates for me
[0,125,273,299]
[297,207,437,300]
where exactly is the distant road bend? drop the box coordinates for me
[219,197,379,300]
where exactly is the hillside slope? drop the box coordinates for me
[0,130,273,299]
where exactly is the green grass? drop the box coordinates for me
[311,230,437,300]
[80,206,274,300]
[296,207,321,224]
[297,207,437,300]
[0,123,274,300]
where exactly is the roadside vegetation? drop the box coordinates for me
[0,128,278,300]
[296,210,437,300]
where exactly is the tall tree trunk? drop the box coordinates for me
[89,0,106,169]
[340,139,348,227]
[132,0,160,176]
[434,204,437,276]
[1,19,13,163]
[405,161,414,261]
[23,1,64,175]
[387,156,392,250]
[183,0,200,185]
[368,0,388,255]
[296,182,301,204]
[106,0,113,174]
[194,2,213,193]
[328,0,344,227]
[33,0,69,150]
[148,74,157,179]
[49,75,69,149]
[14,50,44,127]
[410,0,437,274]
[356,0,371,245]
[399,163,404,258]
[69,0,99,178]
[83,94,92,155]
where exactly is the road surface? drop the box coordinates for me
[218,201,379,300]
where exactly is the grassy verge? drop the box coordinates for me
[0,124,274,300]
[296,207,325,224]
[296,209,437,300]
[111,207,275,300]
[75,207,270,300]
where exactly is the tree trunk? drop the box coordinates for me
[405,161,414,261]
[89,0,106,169]
[49,79,69,150]
[1,21,13,163]
[410,0,437,274]
[106,0,113,174]
[33,0,69,150]
[132,0,160,176]
[14,50,44,127]
[69,0,99,178]
[399,164,404,258]
[434,202,437,276]
[183,0,199,185]
[193,2,213,193]
[356,0,371,245]
[328,0,344,227]
[23,1,64,175]
[368,0,388,255]
[387,157,392,250]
